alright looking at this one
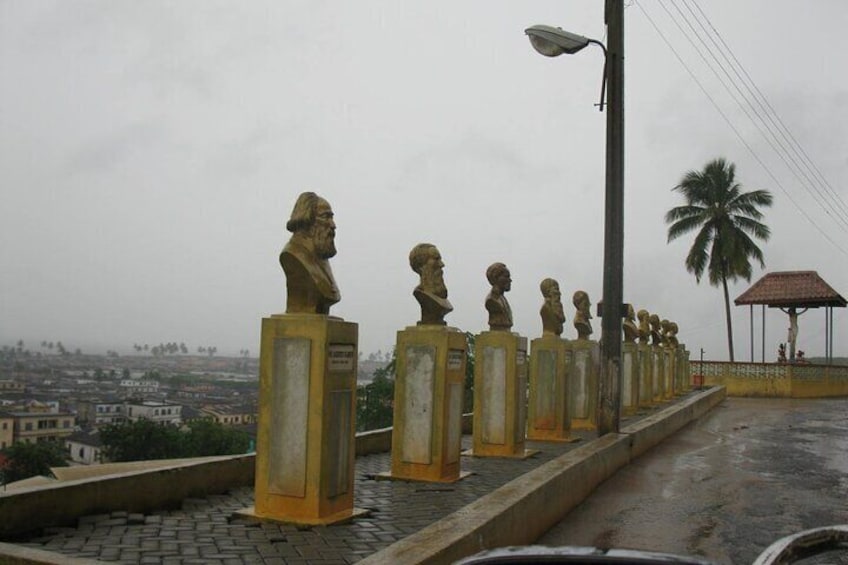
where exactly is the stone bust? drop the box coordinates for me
[485,262,513,331]
[572,290,593,341]
[667,321,679,348]
[637,309,651,345]
[649,314,664,346]
[539,278,565,337]
[279,192,341,314]
[409,243,453,326]
[661,319,672,347]
[622,303,639,343]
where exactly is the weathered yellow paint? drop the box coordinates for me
[248,314,364,525]
[527,335,578,441]
[698,361,848,398]
[564,339,598,431]
[387,325,469,482]
[472,331,532,458]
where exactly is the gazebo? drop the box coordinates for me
[735,271,846,364]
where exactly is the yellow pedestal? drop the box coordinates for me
[566,340,599,430]
[663,346,676,400]
[470,331,534,458]
[241,314,366,526]
[621,342,640,416]
[652,345,665,403]
[527,335,577,442]
[678,345,690,392]
[383,325,469,483]
[638,343,654,407]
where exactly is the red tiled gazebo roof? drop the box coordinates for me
[734,271,847,308]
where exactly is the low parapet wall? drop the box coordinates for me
[360,386,726,565]
[696,361,848,397]
[0,413,475,540]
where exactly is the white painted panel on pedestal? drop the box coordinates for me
[622,348,634,408]
[269,337,310,497]
[402,345,435,464]
[572,349,589,419]
[482,346,506,445]
[516,375,527,443]
[446,382,462,464]
[535,350,556,430]
[326,390,351,498]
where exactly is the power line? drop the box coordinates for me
[637,0,848,258]
[658,0,848,233]
[688,0,848,220]
[677,0,848,229]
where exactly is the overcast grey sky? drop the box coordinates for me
[1,1,846,361]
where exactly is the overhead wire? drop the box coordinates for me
[637,0,848,258]
[688,0,848,220]
[674,0,848,230]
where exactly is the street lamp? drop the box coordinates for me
[525,1,624,436]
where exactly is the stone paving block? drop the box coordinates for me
[99,518,127,527]
[180,544,200,556]
[120,550,141,561]
[140,538,160,550]
[78,514,110,525]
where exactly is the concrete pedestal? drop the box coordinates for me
[652,345,665,403]
[677,343,689,393]
[638,343,654,407]
[621,342,640,416]
[663,346,676,399]
[567,340,599,430]
[470,331,534,458]
[238,314,367,526]
[382,325,469,483]
[527,335,577,442]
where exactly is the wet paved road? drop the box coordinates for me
[539,397,848,564]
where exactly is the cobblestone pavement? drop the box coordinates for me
[16,402,683,564]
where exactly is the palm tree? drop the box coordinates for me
[665,158,773,361]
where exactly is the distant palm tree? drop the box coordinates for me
[665,158,773,361]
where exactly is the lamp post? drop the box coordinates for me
[526,1,624,435]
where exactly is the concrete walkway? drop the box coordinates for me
[539,396,848,564]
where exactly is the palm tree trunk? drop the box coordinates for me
[721,274,735,361]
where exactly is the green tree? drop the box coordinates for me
[356,356,396,432]
[665,158,773,361]
[184,420,250,456]
[464,332,475,413]
[100,420,186,462]
[1,441,68,483]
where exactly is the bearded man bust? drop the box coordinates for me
[279,192,341,314]
[409,243,453,326]
[539,278,565,337]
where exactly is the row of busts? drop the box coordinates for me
[274,192,682,347]
[410,243,682,347]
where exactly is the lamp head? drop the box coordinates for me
[525,24,590,57]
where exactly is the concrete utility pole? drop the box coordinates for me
[597,0,625,435]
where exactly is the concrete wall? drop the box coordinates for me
[360,386,726,565]
[696,361,848,398]
[0,455,254,539]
